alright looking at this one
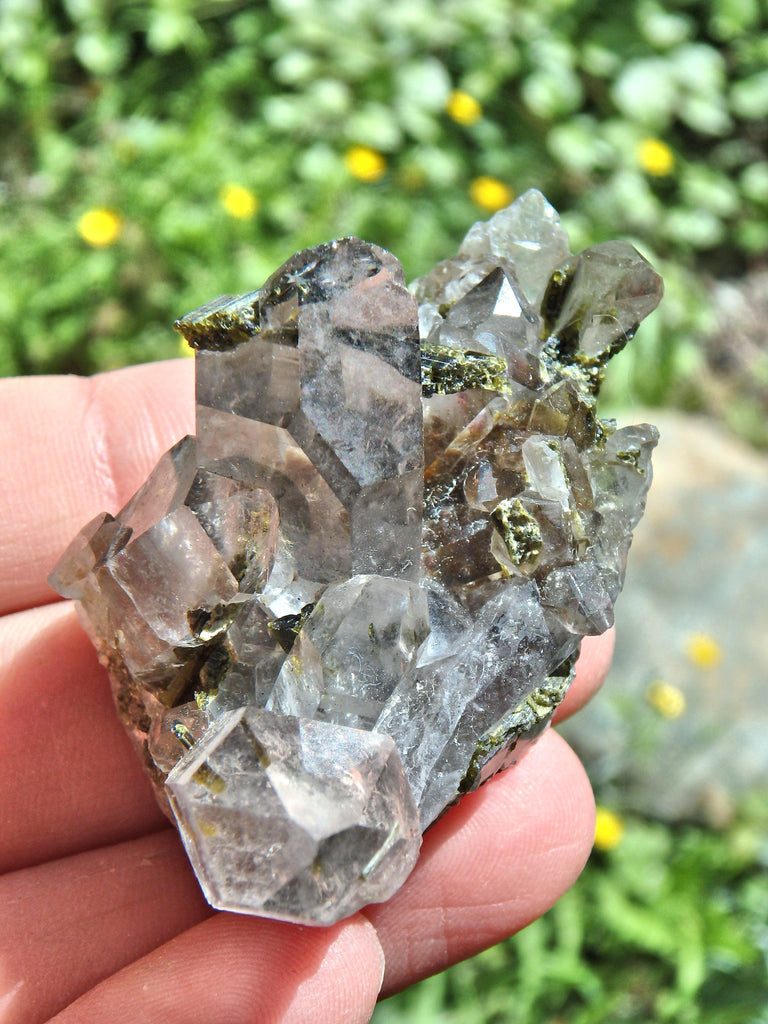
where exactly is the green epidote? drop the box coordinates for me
[268,603,316,653]
[187,601,244,643]
[171,721,196,751]
[459,668,574,794]
[491,497,543,570]
[539,242,663,395]
[171,723,227,793]
[539,266,621,366]
[616,447,645,471]
[48,192,662,925]
[174,291,260,351]
[239,717,272,769]
[421,342,513,397]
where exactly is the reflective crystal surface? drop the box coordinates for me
[166,708,420,925]
[50,192,662,925]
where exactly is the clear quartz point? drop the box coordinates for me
[166,708,420,925]
[50,190,662,924]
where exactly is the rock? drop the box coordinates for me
[559,411,768,824]
[49,191,661,923]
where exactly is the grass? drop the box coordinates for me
[373,796,768,1023]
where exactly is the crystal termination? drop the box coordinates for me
[50,190,662,925]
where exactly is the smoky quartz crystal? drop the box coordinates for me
[50,190,662,925]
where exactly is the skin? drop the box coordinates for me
[0,361,614,1024]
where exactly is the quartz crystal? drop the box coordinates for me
[50,190,662,925]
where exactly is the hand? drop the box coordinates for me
[0,361,613,1024]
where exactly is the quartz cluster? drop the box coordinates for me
[50,190,662,925]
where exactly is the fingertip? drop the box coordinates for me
[365,729,596,996]
[284,915,385,1024]
[434,729,596,901]
[50,911,385,1024]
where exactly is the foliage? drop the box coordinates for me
[372,795,768,1024]
[3,7,766,1018]
[2,0,768,421]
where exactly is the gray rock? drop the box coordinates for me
[560,411,768,824]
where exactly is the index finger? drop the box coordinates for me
[0,360,194,616]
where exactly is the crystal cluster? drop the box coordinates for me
[50,190,662,925]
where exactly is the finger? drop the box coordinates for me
[0,600,609,875]
[48,912,384,1024]
[1,602,593,1011]
[0,602,165,875]
[363,729,595,996]
[0,361,194,616]
[0,830,211,1024]
[553,628,615,724]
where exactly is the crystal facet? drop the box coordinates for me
[50,190,662,924]
[166,707,420,925]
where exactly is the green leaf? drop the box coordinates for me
[409,146,462,186]
[665,207,725,249]
[311,78,351,117]
[740,161,768,204]
[735,217,768,253]
[73,31,128,77]
[680,94,732,136]
[637,0,693,49]
[680,166,740,217]
[296,144,343,182]
[272,49,317,84]
[671,43,727,94]
[146,11,204,55]
[522,67,583,120]
[607,170,662,232]
[595,876,680,957]
[709,0,761,40]
[612,59,677,127]
[395,57,451,111]
[346,103,403,150]
[731,70,768,119]
[547,117,613,174]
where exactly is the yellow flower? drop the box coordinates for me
[344,145,387,183]
[219,183,259,220]
[685,633,722,669]
[77,208,123,247]
[178,334,195,358]
[637,138,675,177]
[469,176,514,212]
[646,679,687,719]
[594,806,625,851]
[446,90,482,126]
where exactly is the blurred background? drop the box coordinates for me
[2,0,767,1020]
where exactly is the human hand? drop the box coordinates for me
[0,360,613,1024]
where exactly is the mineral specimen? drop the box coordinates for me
[50,189,662,925]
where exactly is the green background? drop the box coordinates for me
[3,1,767,1020]
[4,0,768,438]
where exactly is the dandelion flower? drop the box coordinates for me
[469,176,513,212]
[446,90,482,126]
[220,184,259,220]
[646,679,687,719]
[344,145,387,183]
[77,208,123,247]
[637,138,675,177]
[685,633,722,669]
[178,335,195,358]
[594,807,625,851]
